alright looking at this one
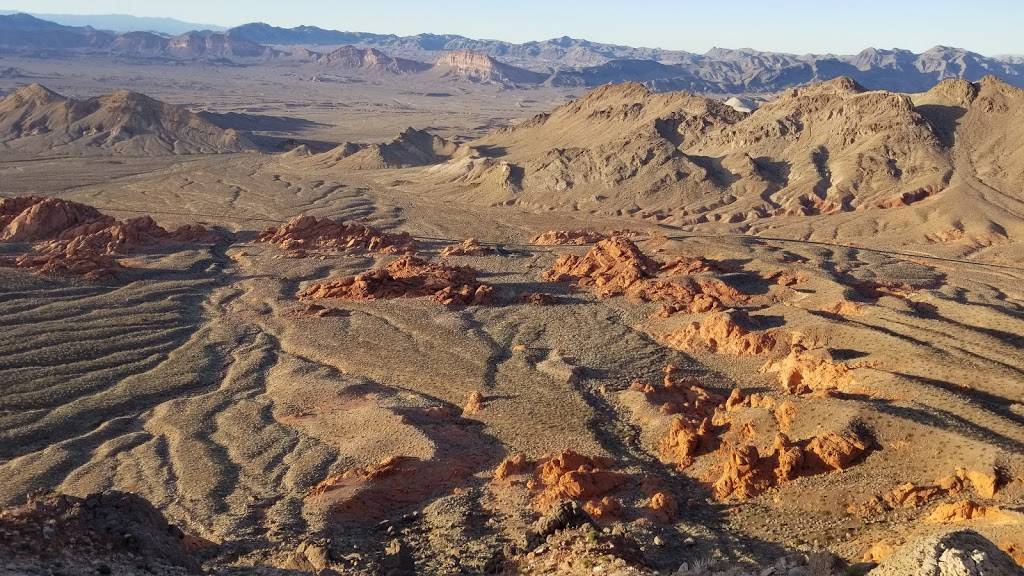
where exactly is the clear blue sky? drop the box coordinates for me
[3,0,1022,55]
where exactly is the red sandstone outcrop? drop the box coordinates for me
[763,269,808,286]
[804,431,870,470]
[544,236,746,313]
[952,466,1001,498]
[582,496,623,521]
[712,429,871,501]
[850,466,1003,517]
[760,339,853,395]
[1,196,112,241]
[660,417,717,471]
[824,300,866,316]
[645,490,678,523]
[532,229,606,245]
[258,215,415,256]
[543,236,656,295]
[662,310,778,356]
[493,453,533,481]
[491,451,628,515]
[440,238,494,257]
[521,292,557,305]
[534,451,628,511]
[463,391,485,415]
[624,365,727,470]
[1,196,218,279]
[876,185,939,209]
[300,255,494,305]
[774,400,797,431]
[927,500,1018,523]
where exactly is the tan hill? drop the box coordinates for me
[318,45,431,74]
[430,50,549,87]
[294,127,466,170]
[0,84,256,155]
[415,76,1024,252]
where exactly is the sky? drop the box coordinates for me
[3,0,1022,55]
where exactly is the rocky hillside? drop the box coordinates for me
[430,50,548,87]
[418,76,1024,250]
[318,45,431,74]
[0,84,256,155]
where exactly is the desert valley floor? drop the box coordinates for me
[0,56,1023,575]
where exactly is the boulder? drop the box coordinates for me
[870,530,1021,576]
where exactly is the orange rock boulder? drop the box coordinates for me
[544,236,747,314]
[713,429,872,501]
[532,229,606,245]
[491,451,629,515]
[440,238,494,257]
[543,236,658,297]
[662,310,778,356]
[1,196,218,279]
[1,196,112,241]
[761,340,854,395]
[300,255,494,305]
[259,215,415,255]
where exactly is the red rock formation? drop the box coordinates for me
[876,185,939,209]
[712,429,871,501]
[624,365,727,470]
[1,197,218,279]
[544,236,747,314]
[543,236,657,297]
[723,388,775,412]
[258,215,415,255]
[763,269,808,286]
[491,450,629,514]
[0,196,112,241]
[659,255,720,276]
[850,482,948,517]
[659,417,716,470]
[521,292,557,305]
[633,365,726,422]
[850,467,1002,518]
[927,500,1017,523]
[308,405,493,523]
[300,255,494,305]
[582,496,623,521]
[712,444,766,500]
[774,400,797,431]
[804,431,870,471]
[645,491,678,523]
[532,230,606,245]
[534,451,628,511]
[493,453,533,481]
[463,391,485,415]
[440,238,494,257]
[953,466,1001,498]
[824,300,865,316]
[662,310,778,356]
[761,340,853,395]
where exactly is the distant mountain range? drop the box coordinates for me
[0,11,223,34]
[1,13,1023,95]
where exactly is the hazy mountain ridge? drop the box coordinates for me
[0,11,224,34]
[2,14,1022,94]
